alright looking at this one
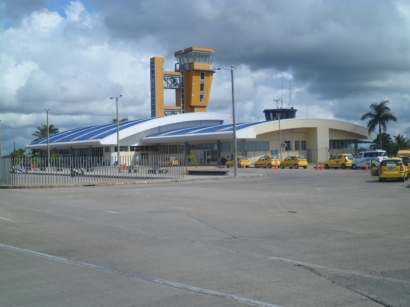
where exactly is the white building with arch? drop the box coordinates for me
[27,112,369,165]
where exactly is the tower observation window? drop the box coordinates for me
[175,51,214,64]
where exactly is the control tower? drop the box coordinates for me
[263,107,297,121]
[150,47,215,117]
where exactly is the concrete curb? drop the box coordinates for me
[0,173,267,189]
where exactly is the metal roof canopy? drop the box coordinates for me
[26,113,229,150]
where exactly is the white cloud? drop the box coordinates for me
[1,0,409,155]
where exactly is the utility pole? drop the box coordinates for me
[110,95,123,172]
[0,119,2,158]
[45,108,50,166]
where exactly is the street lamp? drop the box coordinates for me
[45,108,50,166]
[110,94,123,170]
[273,99,282,161]
[0,119,2,159]
[216,65,237,177]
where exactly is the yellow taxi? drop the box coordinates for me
[226,156,250,168]
[159,157,179,167]
[254,155,281,169]
[397,149,410,177]
[397,149,410,158]
[280,155,308,169]
[378,158,408,182]
[401,156,410,178]
[323,153,354,169]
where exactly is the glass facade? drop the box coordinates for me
[176,51,213,64]
[329,140,355,150]
[295,141,307,151]
[246,141,269,151]
[159,145,185,154]
[130,145,159,152]
[295,141,300,150]
[221,141,269,152]
[114,146,129,152]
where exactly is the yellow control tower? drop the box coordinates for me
[150,47,215,117]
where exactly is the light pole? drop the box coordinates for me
[217,65,237,177]
[278,114,282,161]
[110,95,123,171]
[45,108,50,166]
[274,99,282,161]
[0,119,2,159]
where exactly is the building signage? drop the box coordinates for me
[164,110,182,116]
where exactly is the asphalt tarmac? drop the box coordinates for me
[1,167,409,307]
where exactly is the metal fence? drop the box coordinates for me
[0,154,185,186]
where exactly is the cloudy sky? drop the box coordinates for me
[1,0,410,155]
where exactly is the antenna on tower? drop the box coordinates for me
[306,102,309,119]
[289,79,292,108]
[281,76,284,108]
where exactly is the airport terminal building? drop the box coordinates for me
[26,46,369,165]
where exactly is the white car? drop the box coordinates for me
[351,150,387,170]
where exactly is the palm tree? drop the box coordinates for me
[370,133,392,153]
[393,134,409,149]
[361,100,397,149]
[11,148,27,159]
[32,124,59,141]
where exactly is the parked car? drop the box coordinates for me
[280,155,308,169]
[351,149,387,170]
[226,156,250,168]
[159,157,179,167]
[400,156,410,178]
[254,155,280,169]
[397,149,410,158]
[378,158,408,182]
[323,153,354,169]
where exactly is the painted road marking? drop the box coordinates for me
[2,201,409,285]
[0,243,284,307]
[0,216,16,222]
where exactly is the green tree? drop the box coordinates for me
[32,124,59,141]
[112,118,129,123]
[186,154,198,172]
[393,134,409,149]
[11,148,27,159]
[360,100,397,149]
[370,133,392,154]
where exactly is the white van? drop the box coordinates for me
[351,149,387,170]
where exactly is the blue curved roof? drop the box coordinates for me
[147,121,265,137]
[31,118,153,145]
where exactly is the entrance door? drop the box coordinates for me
[140,153,148,166]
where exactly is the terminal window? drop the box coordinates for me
[295,141,300,150]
